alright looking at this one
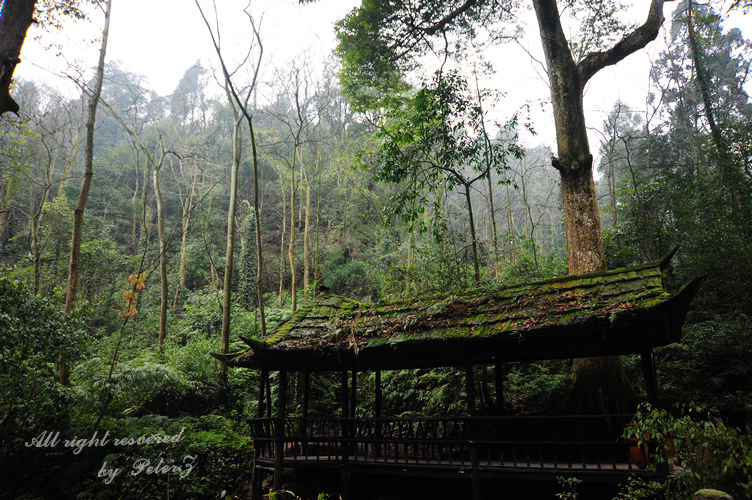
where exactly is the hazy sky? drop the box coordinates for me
[14,0,752,152]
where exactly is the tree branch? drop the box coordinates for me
[577,0,668,87]
[423,0,481,36]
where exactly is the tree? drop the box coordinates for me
[336,0,673,413]
[196,0,267,362]
[372,70,521,284]
[60,0,112,385]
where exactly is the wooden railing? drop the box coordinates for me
[248,414,663,475]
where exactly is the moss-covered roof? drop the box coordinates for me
[215,249,705,372]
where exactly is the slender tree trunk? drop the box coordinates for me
[153,156,168,348]
[289,144,298,312]
[98,97,172,349]
[174,158,197,309]
[314,186,321,283]
[0,182,15,243]
[279,179,287,309]
[250,119,266,336]
[464,183,480,285]
[57,127,82,199]
[505,182,515,265]
[60,0,112,385]
[221,111,243,375]
[303,174,312,293]
[30,183,51,294]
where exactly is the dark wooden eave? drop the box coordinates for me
[214,249,705,372]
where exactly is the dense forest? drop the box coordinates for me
[1,1,751,499]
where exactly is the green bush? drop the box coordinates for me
[0,277,89,498]
[658,314,752,411]
[70,414,253,500]
[625,404,752,499]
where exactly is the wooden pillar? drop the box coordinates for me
[465,364,476,415]
[374,370,382,418]
[251,367,270,500]
[257,367,268,417]
[265,371,272,417]
[341,370,349,419]
[302,370,311,455]
[273,369,287,492]
[350,370,357,417]
[494,361,505,415]
[641,348,658,406]
[303,370,311,418]
[375,370,383,458]
[340,369,350,499]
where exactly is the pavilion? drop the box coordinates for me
[215,248,704,499]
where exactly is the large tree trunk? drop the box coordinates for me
[533,0,666,413]
[0,0,36,115]
[61,0,112,385]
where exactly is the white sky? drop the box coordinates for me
[14,0,752,154]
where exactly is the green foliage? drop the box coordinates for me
[625,404,752,499]
[70,414,253,500]
[321,245,378,300]
[334,0,518,111]
[381,368,465,417]
[499,236,567,284]
[613,478,665,500]
[178,286,224,337]
[505,361,571,412]
[0,277,88,446]
[370,70,521,241]
[658,314,752,410]
[556,476,581,500]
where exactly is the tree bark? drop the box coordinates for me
[153,149,168,347]
[464,183,480,284]
[0,0,36,115]
[174,157,197,310]
[532,0,666,413]
[221,108,243,376]
[289,146,298,313]
[61,0,112,385]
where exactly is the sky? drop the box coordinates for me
[14,0,752,154]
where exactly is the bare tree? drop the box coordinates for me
[196,0,267,366]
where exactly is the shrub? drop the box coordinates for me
[625,404,752,499]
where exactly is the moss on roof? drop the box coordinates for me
[216,249,704,371]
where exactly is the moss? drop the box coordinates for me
[224,256,700,365]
